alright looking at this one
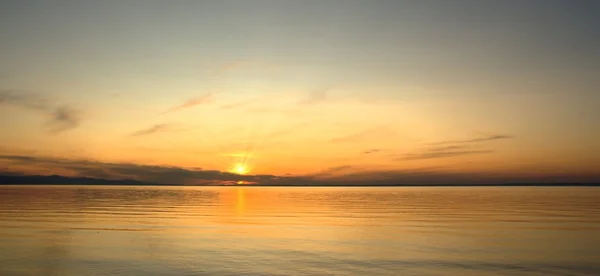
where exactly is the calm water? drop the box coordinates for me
[0,186,599,276]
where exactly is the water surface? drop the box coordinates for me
[1,186,599,275]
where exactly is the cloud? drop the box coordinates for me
[392,134,513,161]
[426,145,468,152]
[396,150,493,161]
[130,123,174,137]
[0,154,283,185]
[2,153,599,185]
[308,165,356,179]
[162,93,213,114]
[0,91,50,110]
[430,134,514,145]
[363,149,382,154]
[0,90,82,133]
[49,106,81,133]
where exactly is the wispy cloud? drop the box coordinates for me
[162,93,213,114]
[1,90,82,133]
[393,134,513,161]
[427,145,468,152]
[0,91,50,110]
[363,149,382,154]
[130,123,174,137]
[430,134,514,145]
[396,150,493,161]
[49,106,81,133]
[308,165,356,178]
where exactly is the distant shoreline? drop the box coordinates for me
[1,174,598,187]
[1,183,598,187]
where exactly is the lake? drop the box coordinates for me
[0,186,599,275]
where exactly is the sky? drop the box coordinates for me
[1,0,599,185]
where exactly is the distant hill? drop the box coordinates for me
[0,174,165,186]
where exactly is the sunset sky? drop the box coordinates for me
[1,1,599,185]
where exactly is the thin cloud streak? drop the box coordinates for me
[396,150,494,161]
[308,165,355,178]
[393,134,513,161]
[162,93,213,114]
[130,124,173,137]
[430,134,514,145]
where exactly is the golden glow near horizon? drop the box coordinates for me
[231,163,249,175]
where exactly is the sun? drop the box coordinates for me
[231,163,248,175]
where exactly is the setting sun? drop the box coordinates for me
[231,163,248,175]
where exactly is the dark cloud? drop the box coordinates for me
[1,154,598,185]
[0,90,82,133]
[0,154,282,185]
[363,149,382,154]
[162,93,213,114]
[130,124,173,137]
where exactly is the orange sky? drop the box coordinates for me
[1,1,599,184]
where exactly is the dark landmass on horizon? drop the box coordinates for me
[1,174,598,187]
